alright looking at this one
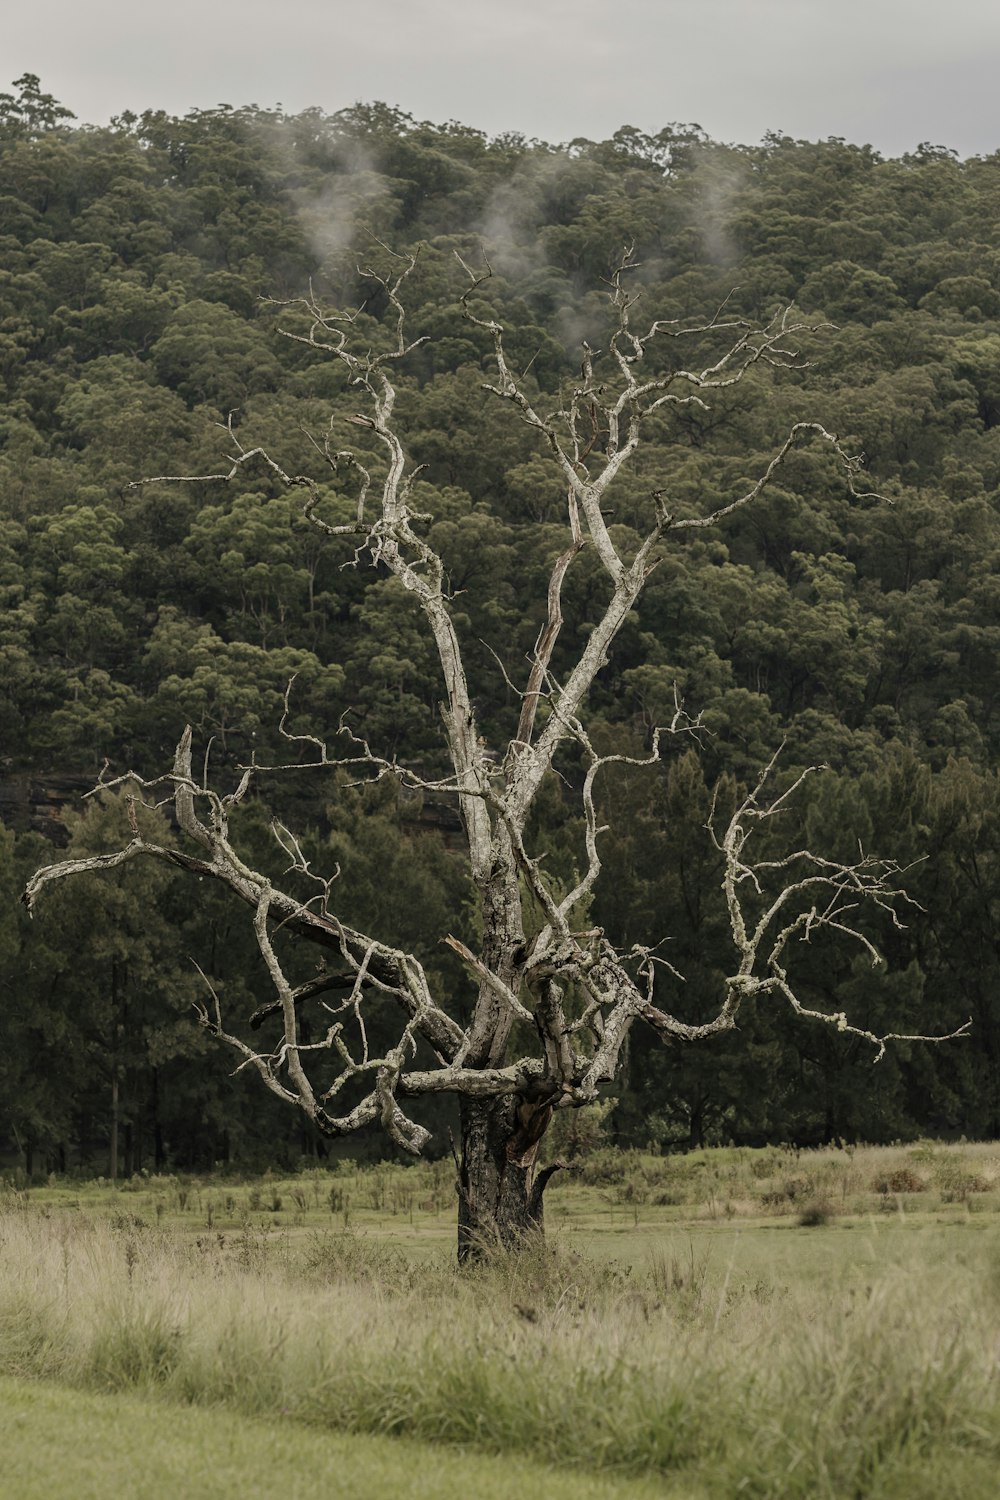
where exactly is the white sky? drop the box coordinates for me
[6,0,1000,158]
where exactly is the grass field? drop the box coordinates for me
[2,1140,1000,1498]
[0,1376,674,1500]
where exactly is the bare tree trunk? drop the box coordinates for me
[457,1095,541,1262]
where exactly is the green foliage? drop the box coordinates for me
[0,74,75,140]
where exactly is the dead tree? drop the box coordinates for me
[24,250,968,1258]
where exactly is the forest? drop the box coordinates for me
[2,72,1000,1176]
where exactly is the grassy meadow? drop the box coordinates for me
[2,1141,1000,1498]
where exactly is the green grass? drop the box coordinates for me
[10,1136,1000,1244]
[3,1141,1000,1497]
[0,1376,677,1500]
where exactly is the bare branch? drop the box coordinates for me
[515,489,584,751]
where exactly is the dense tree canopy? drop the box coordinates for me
[3,83,999,1174]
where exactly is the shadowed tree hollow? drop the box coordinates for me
[25,249,967,1259]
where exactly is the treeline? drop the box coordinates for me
[2,73,1000,1173]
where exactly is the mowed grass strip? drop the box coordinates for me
[0,1377,682,1500]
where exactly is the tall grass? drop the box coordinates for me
[1,1193,998,1497]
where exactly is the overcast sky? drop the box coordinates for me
[6,0,1000,159]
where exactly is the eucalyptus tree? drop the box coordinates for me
[25,250,965,1257]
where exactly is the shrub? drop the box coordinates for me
[798,1199,834,1227]
[871,1168,927,1194]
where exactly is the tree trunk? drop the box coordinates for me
[456,1093,555,1261]
[109,1074,119,1183]
[152,1068,165,1173]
